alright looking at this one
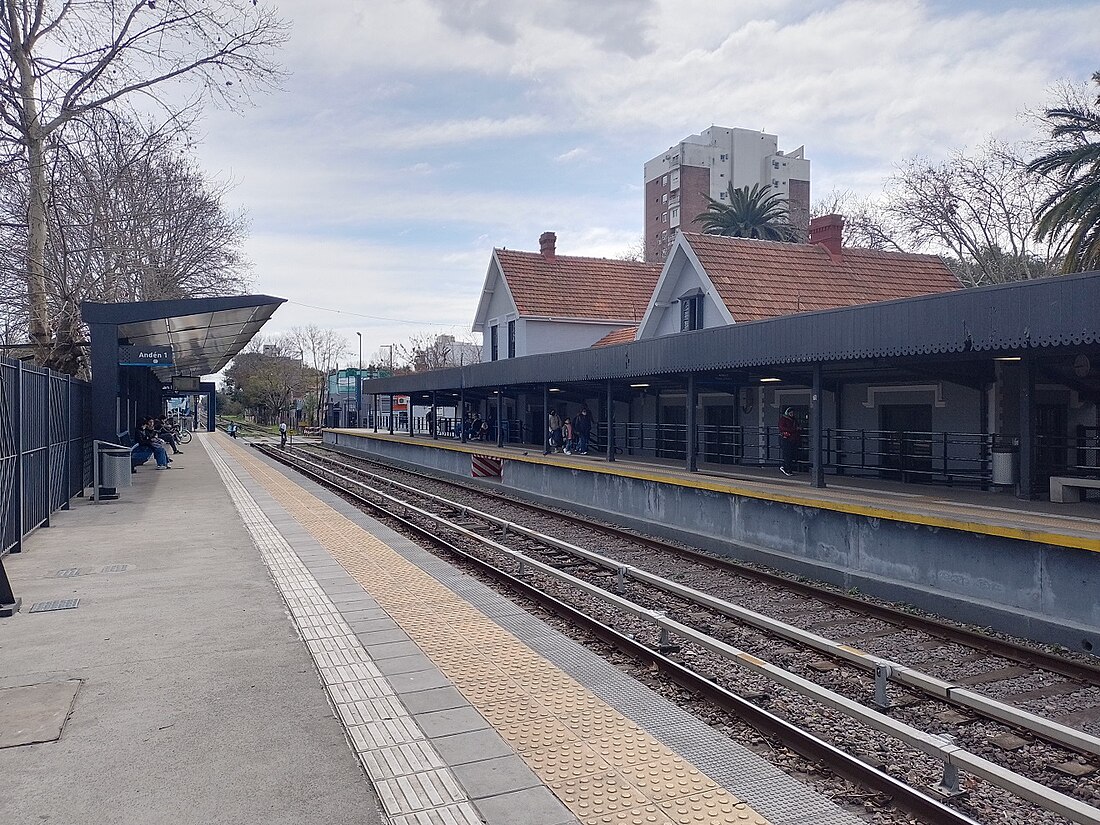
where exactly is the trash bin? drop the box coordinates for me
[992,445,1018,486]
[100,449,133,491]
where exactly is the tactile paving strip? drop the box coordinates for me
[203,439,481,824]
[212,437,786,825]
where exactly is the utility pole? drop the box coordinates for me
[356,332,362,428]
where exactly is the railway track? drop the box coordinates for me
[256,441,1100,825]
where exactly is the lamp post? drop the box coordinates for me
[356,332,362,428]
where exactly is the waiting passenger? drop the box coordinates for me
[573,406,592,455]
[562,417,575,455]
[153,418,183,455]
[548,409,562,453]
[779,407,801,477]
[132,417,171,470]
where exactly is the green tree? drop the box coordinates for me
[1028,71,1100,273]
[692,183,798,242]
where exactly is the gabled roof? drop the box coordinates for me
[681,232,961,321]
[591,327,637,348]
[494,248,661,323]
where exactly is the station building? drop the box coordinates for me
[370,216,1100,500]
[350,220,1100,650]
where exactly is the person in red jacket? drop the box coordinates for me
[778,407,801,476]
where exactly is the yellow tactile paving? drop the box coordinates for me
[329,430,1100,553]
[216,436,773,825]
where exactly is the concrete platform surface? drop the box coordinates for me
[0,438,384,825]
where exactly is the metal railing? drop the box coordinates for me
[1,358,92,557]
[1,358,92,615]
[592,421,996,484]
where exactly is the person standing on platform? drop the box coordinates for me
[279,421,288,448]
[573,405,592,455]
[778,407,801,476]
[562,416,574,455]
[548,409,562,453]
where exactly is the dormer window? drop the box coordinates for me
[679,290,704,331]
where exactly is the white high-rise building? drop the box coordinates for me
[643,126,810,262]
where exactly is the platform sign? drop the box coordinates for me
[119,345,173,367]
[471,455,502,480]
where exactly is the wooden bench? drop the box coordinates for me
[1049,476,1100,503]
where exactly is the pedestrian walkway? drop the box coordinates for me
[0,439,385,825]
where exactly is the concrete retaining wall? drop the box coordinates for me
[324,431,1100,654]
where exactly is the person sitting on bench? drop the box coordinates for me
[131,417,171,470]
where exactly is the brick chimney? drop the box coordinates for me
[539,231,557,260]
[809,214,844,259]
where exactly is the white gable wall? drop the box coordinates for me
[525,320,628,356]
[637,242,732,339]
[481,265,519,359]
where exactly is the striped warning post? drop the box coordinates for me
[471,454,502,479]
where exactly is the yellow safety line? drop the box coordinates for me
[328,430,1100,554]
[218,436,771,825]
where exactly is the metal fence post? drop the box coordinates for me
[13,361,23,553]
[62,374,72,510]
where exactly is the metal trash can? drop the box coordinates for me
[100,449,133,490]
[992,445,1018,486]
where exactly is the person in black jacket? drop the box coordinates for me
[573,405,593,455]
[132,417,171,469]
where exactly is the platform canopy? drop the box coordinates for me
[82,294,286,441]
[82,294,286,381]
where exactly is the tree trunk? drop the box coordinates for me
[8,0,53,364]
[26,130,52,364]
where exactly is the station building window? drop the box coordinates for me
[680,293,704,331]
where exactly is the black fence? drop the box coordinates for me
[1,358,92,557]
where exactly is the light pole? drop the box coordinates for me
[356,332,362,428]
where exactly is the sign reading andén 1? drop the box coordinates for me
[118,345,174,367]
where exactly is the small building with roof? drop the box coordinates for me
[637,215,961,338]
[471,231,662,361]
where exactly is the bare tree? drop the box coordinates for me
[394,332,481,372]
[0,0,287,368]
[286,325,347,426]
[18,113,252,373]
[883,142,1064,286]
[811,189,906,252]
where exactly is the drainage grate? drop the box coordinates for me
[29,599,80,613]
[53,568,84,578]
[101,564,129,573]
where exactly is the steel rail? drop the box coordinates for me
[309,442,1100,685]
[256,444,980,825]
[291,444,1100,756]
[261,445,1100,825]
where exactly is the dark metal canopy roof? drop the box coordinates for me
[82,294,286,380]
[362,270,1100,395]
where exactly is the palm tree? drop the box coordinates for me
[693,183,798,242]
[1028,71,1100,273]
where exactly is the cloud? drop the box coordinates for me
[190,0,1099,352]
[554,147,589,164]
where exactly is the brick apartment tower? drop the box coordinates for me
[643,126,811,262]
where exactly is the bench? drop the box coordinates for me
[1050,476,1100,503]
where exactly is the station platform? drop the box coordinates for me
[0,433,863,825]
[328,430,1100,554]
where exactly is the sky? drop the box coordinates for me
[191,0,1098,368]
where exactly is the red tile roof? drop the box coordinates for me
[496,249,661,322]
[591,326,637,348]
[683,233,961,321]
